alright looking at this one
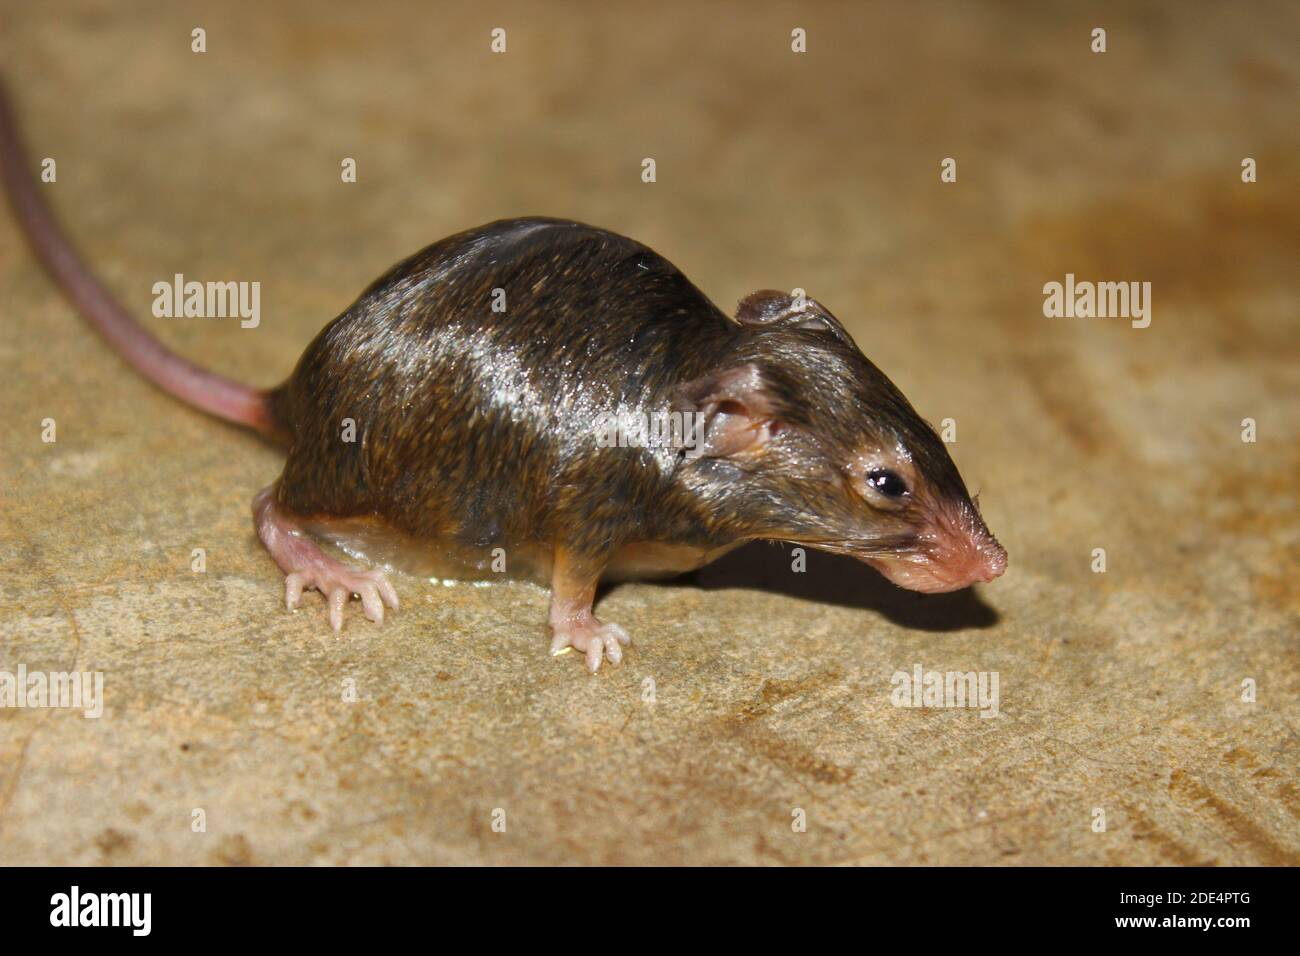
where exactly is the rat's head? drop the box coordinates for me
[674,290,1007,593]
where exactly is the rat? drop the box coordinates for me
[0,84,1006,672]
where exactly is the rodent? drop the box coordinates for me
[0,83,1006,672]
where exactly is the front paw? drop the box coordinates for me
[550,619,631,673]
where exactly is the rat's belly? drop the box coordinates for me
[302,515,740,585]
[603,540,744,580]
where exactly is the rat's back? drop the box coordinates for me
[271,218,736,544]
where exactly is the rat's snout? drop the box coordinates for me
[937,531,1008,589]
[865,502,1007,594]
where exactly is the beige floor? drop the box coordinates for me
[0,1,1296,865]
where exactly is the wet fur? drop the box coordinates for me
[272,219,745,567]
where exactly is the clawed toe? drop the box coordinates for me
[285,572,307,611]
[357,582,385,625]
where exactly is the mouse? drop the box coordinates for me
[0,84,1006,672]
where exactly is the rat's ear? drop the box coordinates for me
[673,363,786,458]
[735,289,854,345]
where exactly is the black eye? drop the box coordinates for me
[867,469,908,499]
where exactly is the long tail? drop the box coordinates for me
[0,81,275,434]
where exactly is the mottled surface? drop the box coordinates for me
[0,1,1296,865]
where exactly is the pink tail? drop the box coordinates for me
[0,81,273,434]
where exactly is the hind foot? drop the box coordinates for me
[253,485,399,632]
[284,563,398,632]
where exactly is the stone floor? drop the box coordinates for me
[0,1,1296,865]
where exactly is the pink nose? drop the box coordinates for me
[866,536,1007,594]
[976,541,1008,582]
[919,539,1007,592]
